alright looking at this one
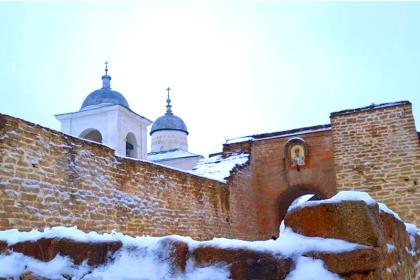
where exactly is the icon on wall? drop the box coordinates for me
[285,138,308,171]
[291,144,305,167]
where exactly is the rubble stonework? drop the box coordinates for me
[0,114,231,240]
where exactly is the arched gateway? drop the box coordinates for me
[276,184,328,230]
[225,124,337,240]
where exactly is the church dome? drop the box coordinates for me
[151,114,188,134]
[150,88,188,135]
[80,65,129,111]
[81,87,129,111]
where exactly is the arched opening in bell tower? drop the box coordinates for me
[125,132,138,158]
[79,128,103,143]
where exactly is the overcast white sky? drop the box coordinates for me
[1,2,419,156]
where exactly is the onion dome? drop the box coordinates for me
[80,63,129,111]
[150,87,188,135]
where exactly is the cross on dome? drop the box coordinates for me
[102,61,111,89]
[150,86,189,136]
[79,62,130,110]
[166,87,173,115]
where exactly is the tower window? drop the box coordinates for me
[79,128,103,143]
[126,142,134,157]
[125,132,138,158]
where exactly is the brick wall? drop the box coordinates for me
[227,130,337,240]
[331,102,420,225]
[0,114,231,240]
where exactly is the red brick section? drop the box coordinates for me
[227,129,337,240]
[330,102,420,226]
[0,114,231,240]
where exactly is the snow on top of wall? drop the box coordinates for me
[288,191,376,212]
[287,191,413,226]
[225,125,331,145]
[192,228,366,255]
[0,226,122,246]
[190,153,249,182]
[405,223,420,236]
[225,136,254,144]
[147,149,202,162]
[330,100,410,116]
[0,226,365,256]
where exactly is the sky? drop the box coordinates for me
[0,1,419,157]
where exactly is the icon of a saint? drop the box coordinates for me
[292,146,305,167]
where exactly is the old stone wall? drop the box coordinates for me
[0,114,231,240]
[227,164,257,240]
[227,129,337,240]
[2,198,417,280]
[331,101,420,225]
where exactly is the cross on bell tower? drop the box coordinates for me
[102,61,111,89]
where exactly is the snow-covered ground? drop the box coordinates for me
[0,191,418,279]
[0,226,359,280]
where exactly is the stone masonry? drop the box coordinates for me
[0,100,418,241]
[0,114,231,240]
[331,101,420,225]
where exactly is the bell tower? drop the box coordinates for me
[55,63,152,159]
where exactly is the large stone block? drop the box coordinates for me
[339,270,381,280]
[284,201,384,247]
[379,212,420,280]
[191,246,292,280]
[10,238,122,266]
[0,241,7,254]
[305,247,381,274]
[157,238,189,273]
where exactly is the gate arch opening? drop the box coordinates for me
[276,185,328,235]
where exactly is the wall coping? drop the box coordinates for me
[330,101,411,117]
[0,113,226,187]
[224,124,331,146]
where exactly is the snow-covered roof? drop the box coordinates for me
[191,153,249,182]
[225,124,331,145]
[147,149,202,162]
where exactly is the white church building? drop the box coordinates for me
[55,65,202,170]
